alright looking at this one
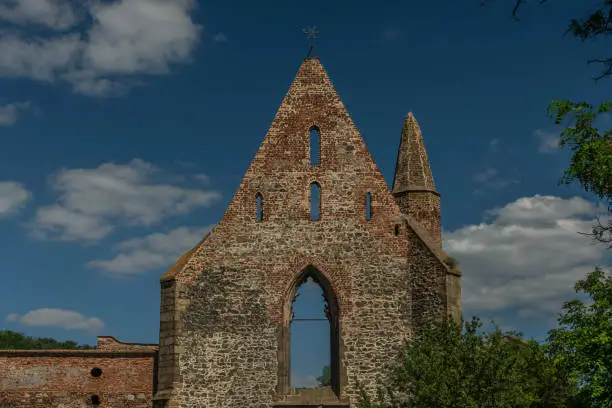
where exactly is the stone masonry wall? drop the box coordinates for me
[406,224,447,331]
[395,191,441,249]
[0,349,157,408]
[158,56,451,408]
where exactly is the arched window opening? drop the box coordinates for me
[256,193,263,222]
[290,276,330,389]
[365,192,372,221]
[394,224,400,236]
[310,127,320,165]
[282,266,341,398]
[310,182,321,221]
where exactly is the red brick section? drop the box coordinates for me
[0,337,158,408]
[155,53,462,408]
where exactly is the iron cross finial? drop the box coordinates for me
[303,26,319,41]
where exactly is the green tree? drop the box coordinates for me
[0,330,94,350]
[546,268,612,408]
[317,365,332,387]
[548,101,612,245]
[357,317,573,408]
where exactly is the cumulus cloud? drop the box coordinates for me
[88,225,212,275]
[0,33,84,81]
[0,181,31,215]
[30,159,220,241]
[535,129,560,153]
[445,195,610,326]
[0,0,201,96]
[6,308,105,334]
[0,101,30,125]
[0,0,80,29]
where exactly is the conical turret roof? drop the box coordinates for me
[392,112,436,194]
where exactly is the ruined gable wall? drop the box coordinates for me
[165,59,420,407]
[0,349,156,408]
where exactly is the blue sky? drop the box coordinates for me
[0,0,610,388]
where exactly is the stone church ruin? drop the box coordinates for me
[0,49,461,408]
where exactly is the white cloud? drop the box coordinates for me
[0,181,31,215]
[0,101,30,125]
[0,33,83,81]
[445,195,610,325]
[193,174,210,185]
[88,225,212,275]
[213,32,228,43]
[6,308,105,334]
[31,204,113,241]
[5,313,19,322]
[84,0,199,76]
[473,167,498,183]
[535,129,560,153]
[0,0,201,96]
[472,167,519,194]
[30,159,220,241]
[0,0,79,29]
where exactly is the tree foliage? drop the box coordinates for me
[317,365,332,387]
[546,268,612,408]
[547,101,612,206]
[357,317,573,408]
[546,99,612,245]
[0,330,94,350]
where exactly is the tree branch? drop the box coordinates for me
[577,215,612,247]
[587,58,612,80]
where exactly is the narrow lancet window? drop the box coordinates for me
[366,192,372,221]
[310,127,320,165]
[310,182,320,221]
[256,193,263,222]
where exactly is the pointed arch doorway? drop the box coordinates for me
[278,265,342,400]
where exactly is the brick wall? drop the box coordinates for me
[0,339,157,408]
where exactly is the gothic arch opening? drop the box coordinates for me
[278,265,341,398]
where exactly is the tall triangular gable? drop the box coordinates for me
[163,56,427,281]
[223,56,401,215]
